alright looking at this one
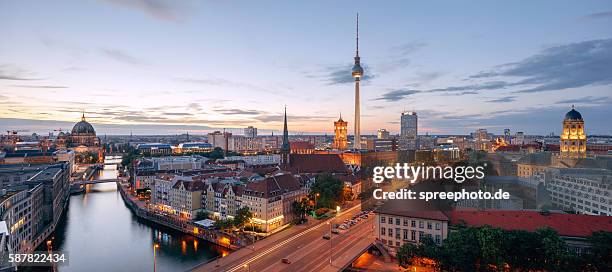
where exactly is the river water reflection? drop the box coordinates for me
[45,156,226,272]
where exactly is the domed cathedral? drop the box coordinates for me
[59,113,104,163]
[560,105,586,158]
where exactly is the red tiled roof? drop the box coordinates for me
[172,180,206,191]
[196,172,236,179]
[290,141,314,150]
[447,210,612,238]
[287,154,348,174]
[244,173,301,198]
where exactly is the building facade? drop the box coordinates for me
[244,126,258,138]
[333,115,348,150]
[560,106,587,158]
[375,208,449,256]
[399,112,418,150]
[544,168,611,216]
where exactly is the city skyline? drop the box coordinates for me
[1,1,612,135]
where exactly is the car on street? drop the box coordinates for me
[281,258,291,264]
[331,229,340,234]
[322,233,331,240]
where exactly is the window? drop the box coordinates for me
[411,230,416,241]
[435,223,440,230]
[403,219,408,226]
[381,216,386,223]
[427,222,432,229]
[396,241,400,247]
[395,228,400,239]
[419,221,424,228]
[381,228,385,236]
[388,217,393,224]
[388,228,393,237]
[411,220,416,227]
[419,231,424,241]
[435,235,441,244]
[396,218,400,225]
[403,229,408,240]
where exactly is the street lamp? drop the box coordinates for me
[153,243,160,272]
[315,193,320,208]
[327,221,332,265]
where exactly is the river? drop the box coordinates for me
[43,156,227,272]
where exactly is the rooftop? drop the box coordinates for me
[447,210,612,238]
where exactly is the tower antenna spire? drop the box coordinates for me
[356,13,359,57]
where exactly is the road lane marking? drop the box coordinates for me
[224,204,361,272]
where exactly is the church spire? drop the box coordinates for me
[281,106,290,152]
[281,106,290,166]
[81,110,86,121]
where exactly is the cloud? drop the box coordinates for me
[11,85,68,89]
[101,0,188,22]
[556,96,612,105]
[429,81,516,93]
[254,113,332,123]
[100,48,145,65]
[485,96,516,103]
[375,89,420,102]
[377,42,427,72]
[320,64,376,85]
[0,64,39,81]
[215,109,262,115]
[176,77,277,94]
[471,39,612,93]
[397,39,612,97]
[584,11,612,19]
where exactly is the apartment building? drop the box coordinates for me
[375,205,449,256]
[169,180,205,219]
[543,168,611,216]
[240,173,306,232]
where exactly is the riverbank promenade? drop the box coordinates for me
[117,181,241,250]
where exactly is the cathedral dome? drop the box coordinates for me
[564,106,583,121]
[71,114,96,135]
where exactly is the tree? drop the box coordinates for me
[213,219,234,231]
[397,242,419,268]
[233,207,253,229]
[419,236,441,268]
[534,228,569,271]
[476,225,504,270]
[310,173,344,208]
[502,230,541,271]
[194,211,210,221]
[439,226,480,272]
[292,197,312,223]
[584,231,612,271]
[207,147,225,160]
[341,186,354,202]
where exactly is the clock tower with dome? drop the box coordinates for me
[560,105,586,158]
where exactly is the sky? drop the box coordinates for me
[1,0,611,136]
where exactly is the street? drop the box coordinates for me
[193,204,374,272]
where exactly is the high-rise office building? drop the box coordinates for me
[399,112,418,150]
[377,129,390,139]
[244,126,257,138]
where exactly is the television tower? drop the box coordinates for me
[351,13,364,150]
